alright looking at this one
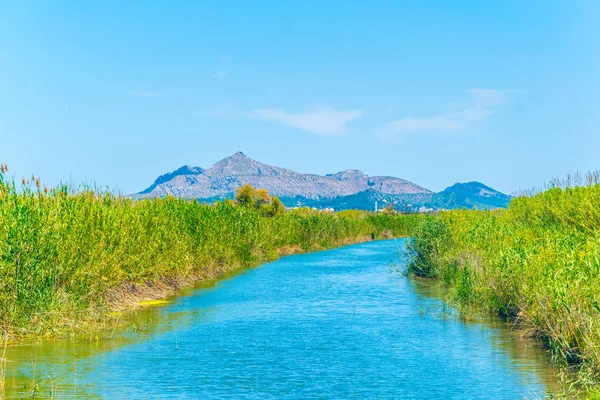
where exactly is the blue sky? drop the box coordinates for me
[1,1,598,194]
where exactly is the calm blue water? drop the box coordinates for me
[7,239,557,399]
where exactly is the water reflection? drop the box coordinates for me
[410,277,562,395]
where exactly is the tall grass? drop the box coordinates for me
[406,179,600,395]
[0,169,421,340]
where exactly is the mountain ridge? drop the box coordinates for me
[137,152,431,200]
[135,152,510,211]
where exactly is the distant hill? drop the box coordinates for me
[135,152,510,211]
[137,152,430,200]
[280,182,510,212]
[425,182,512,210]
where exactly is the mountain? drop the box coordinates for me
[426,182,512,210]
[135,152,511,211]
[279,182,511,212]
[137,152,431,200]
[139,165,204,195]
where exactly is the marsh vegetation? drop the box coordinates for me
[406,171,600,397]
[0,166,420,341]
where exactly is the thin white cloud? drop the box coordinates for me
[128,89,158,98]
[212,69,230,79]
[245,107,363,136]
[376,89,510,139]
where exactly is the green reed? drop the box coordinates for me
[0,169,421,340]
[405,179,600,397]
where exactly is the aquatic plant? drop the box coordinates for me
[0,166,421,340]
[405,173,600,396]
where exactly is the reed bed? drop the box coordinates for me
[0,168,420,340]
[406,177,600,397]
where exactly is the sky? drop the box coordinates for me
[1,1,598,194]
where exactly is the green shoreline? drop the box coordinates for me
[99,234,389,339]
[2,237,409,397]
[405,183,600,398]
[11,236,397,349]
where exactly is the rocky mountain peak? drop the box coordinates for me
[331,169,369,181]
[231,151,249,159]
[204,152,292,178]
[139,165,204,194]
